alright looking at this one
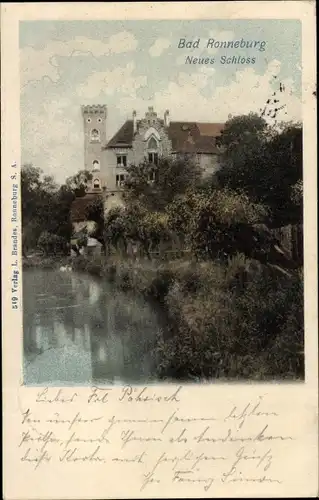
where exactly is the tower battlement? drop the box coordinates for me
[81,104,107,116]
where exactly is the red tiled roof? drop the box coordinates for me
[168,122,224,153]
[106,120,225,154]
[197,123,224,136]
[70,194,99,222]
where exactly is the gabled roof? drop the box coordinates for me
[106,120,134,148]
[105,120,225,154]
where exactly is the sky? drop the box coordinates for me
[20,20,302,184]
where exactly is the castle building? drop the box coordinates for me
[82,104,224,194]
[71,105,225,239]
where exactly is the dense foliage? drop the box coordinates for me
[21,165,92,256]
[216,114,302,227]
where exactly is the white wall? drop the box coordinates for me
[199,154,221,176]
[100,148,221,192]
[102,148,133,191]
[72,221,97,235]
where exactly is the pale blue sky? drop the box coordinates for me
[20,20,301,183]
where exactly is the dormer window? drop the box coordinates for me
[116,155,127,168]
[90,129,100,142]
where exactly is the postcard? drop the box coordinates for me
[1,2,318,498]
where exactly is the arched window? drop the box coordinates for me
[90,129,100,142]
[148,137,158,149]
[147,135,159,165]
[92,160,100,170]
[93,178,101,189]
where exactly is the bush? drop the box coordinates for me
[37,231,68,256]
[153,257,304,380]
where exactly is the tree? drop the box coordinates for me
[216,113,270,194]
[263,124,302,226]
[37,231,68,256]
[185,189,268,260]
[85,195,106,252]
[21,165,92,256]
[104,202,171,259]
[123,157,203,211]
[104,206,129,254]
[216,114,303,227]
[166,187,294,267]
[138,211,171,259]
[21,164,60,255]
[65,170,93,197]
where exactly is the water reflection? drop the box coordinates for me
[23,269,163,385]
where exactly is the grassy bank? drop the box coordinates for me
[23,253,304,381]
[70,254,304,381]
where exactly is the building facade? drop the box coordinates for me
[82,105,224,195]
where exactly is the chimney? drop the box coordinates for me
[164,109,170,127]
[133,110,137,134]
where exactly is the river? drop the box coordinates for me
[23,268,164,386]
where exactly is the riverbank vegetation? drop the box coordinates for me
[22,113,304,380]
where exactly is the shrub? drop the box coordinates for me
[37,231,68,256]
[153,257,304,380]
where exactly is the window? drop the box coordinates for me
[93,178,101,189]
[92,160,100,170]
[148,137,157,149]
[116,155,127,167]
[87,117,91,123]
[97,117,102,123]
[148,152,158,165]
[116,174,126,187]
[90,129,100,142]
[148,170,156,182]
